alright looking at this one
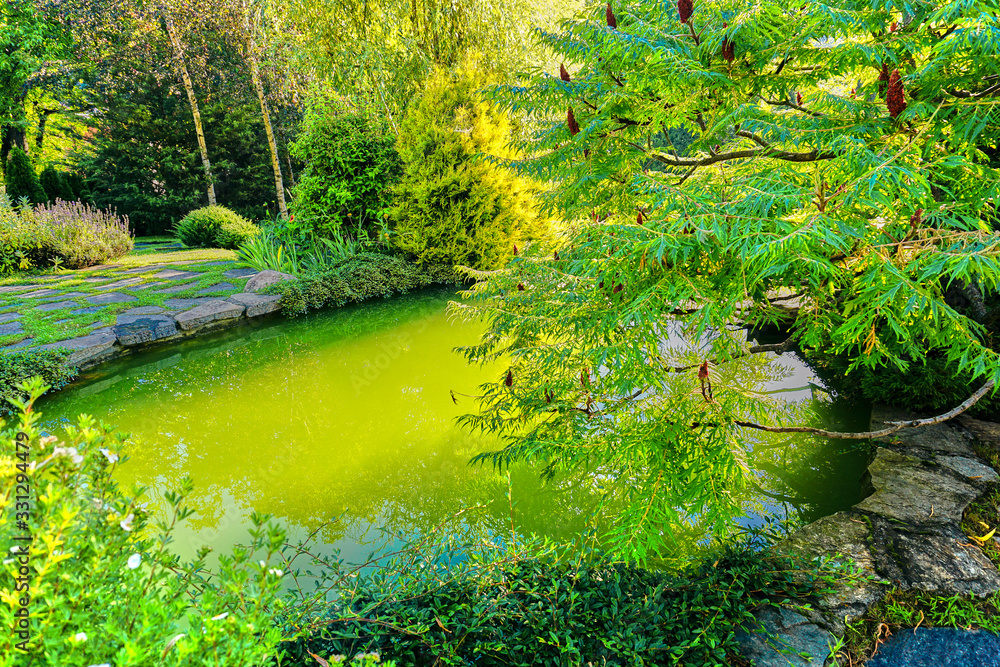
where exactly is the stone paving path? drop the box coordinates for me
[0,239,291,365]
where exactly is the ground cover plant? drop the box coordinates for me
[0,350,76,412]
[452,0,1000,560]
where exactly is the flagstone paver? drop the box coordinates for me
[154,282,197,294]
[0,313,21,324]
[196,282,236,295]
[20,289,63,298]
[94,277,144,290]
[163,297,218,309]
[151,269,202,280]
[85,292,138,306]
[34,300,83,312]
[71,306,106,315]
[0,322,24,336]
[223,268,258,279]
[3,338,34,350]
[38,292,87,302]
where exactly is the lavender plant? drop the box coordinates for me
[24,200,134,269]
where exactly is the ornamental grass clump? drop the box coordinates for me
[26,200,133,269]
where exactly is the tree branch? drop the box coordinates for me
[735,380,995,439]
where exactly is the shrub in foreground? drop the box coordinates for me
[0,350,77,413]
[176,205,259,249]
[277,528,855,667]
[0,379,287,666]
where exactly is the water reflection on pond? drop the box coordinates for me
[38,287,871,563]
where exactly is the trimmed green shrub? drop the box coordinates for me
[290,103,401,242]
[274,252,436,315]
[38,166,75,203]
[391,65,551,271]
[4,147,46,204]
[216,213,260,250]
[0,350,77,412]
[175,205,257,249]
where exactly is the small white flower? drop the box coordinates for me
[73,632,87,642]
[53,447,84,465]
[120,514,134,532]
[127,553,142,570]
[39,435,58,449]
[2,559,12,565]
[210,612,229,621]
[99,448,119,464]
[268,568,284,577]
[259,560,266,568]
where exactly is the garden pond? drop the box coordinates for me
[37,286,873,564]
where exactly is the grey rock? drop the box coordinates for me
[173,299,245,331]
[83,264,121,272]
[958,416,1000,448]
[735,606,835,667]
[0,285,35,294]
[196,282,236,295]
[0,312,21,324]
[936,456,999,485]
[223,267,258,279]
[227,293,282,317]
[243,270,295,293]
[3,338,34,350]
[70,306,106,315]
[867,518,1000,596]
[873,406,977,457]
[0,321,24,336]
[163,297,217,310]
[865,627,1000,667]
[85,292,138,306]
[94,277,143,290]
[33,300,81,312]
[854,449,979,525]
[38,292,86,301]
[120,264,166,274]
[154,282,197,294]
[113,314,179,346]
[151,269,202,280]
[38,330,117,366]
[19,288,62,298]
[121,306,166,316]
[777,513,886,631]
[132,281,167,291]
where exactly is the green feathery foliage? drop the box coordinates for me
[451,0,1000,560]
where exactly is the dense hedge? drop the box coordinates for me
[273,252,449,315]
[277,540,846,667]
[0,350,78,413]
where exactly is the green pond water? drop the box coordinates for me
[37,287,872,563]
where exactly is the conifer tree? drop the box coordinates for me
[4,147,46,204]
[392,64,550,271]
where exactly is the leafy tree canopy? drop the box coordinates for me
[454,0,1000,561]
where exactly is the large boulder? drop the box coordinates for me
[243,270,295,294]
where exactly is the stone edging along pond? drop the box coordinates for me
[737,407,1000,666]
[28,270,295,370]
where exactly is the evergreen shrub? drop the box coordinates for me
[391,65,550,271]
[274,252,436,315]
[4,148,46,204]
[0,350,77,413]
[175,205,258,249]
[39,166,75,203]
[289,104,401,242]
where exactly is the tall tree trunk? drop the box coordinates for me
[162,11,216,206]
[248,54,288,219]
